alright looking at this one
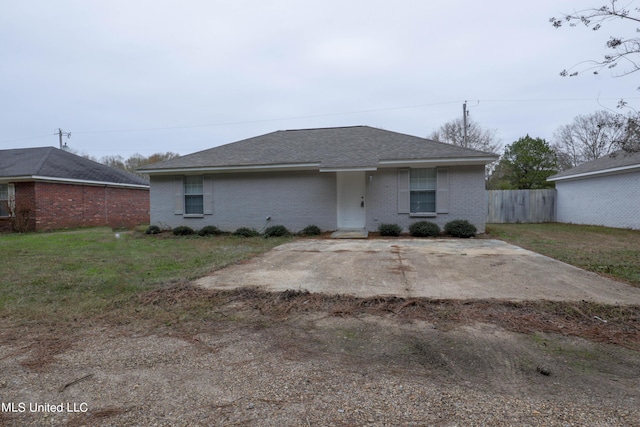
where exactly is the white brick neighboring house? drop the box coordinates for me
[547,150,640,230]
[139,126,498,234]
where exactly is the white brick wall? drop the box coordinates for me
[150,165,488,233]
[366,165,487,233]
[150,171,336,232]
[556,171,640,230]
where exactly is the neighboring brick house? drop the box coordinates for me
[547,150,640,230]
[139,126,498,235]
[0,147,150,232]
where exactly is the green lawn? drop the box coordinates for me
[0,228,290,324]
[486,223,640,286]
[2,224,638,329]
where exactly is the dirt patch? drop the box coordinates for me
[1,287,639,426]
[195,287,640,350]
[1,332,74,372]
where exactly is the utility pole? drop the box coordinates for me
[462,101,468,148]
[56,128,71,150]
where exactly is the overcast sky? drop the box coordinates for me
[1,0,636,160]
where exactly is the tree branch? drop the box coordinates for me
[551,1,640,77]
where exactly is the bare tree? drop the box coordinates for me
[550,1,640,153]
[100,152,180,177]
[0,198,32,232]
[552,110,625,167]
[100,155,127,171]
[550,0,640,78]
[428,118,501,153]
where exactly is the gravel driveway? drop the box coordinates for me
[196,238,640,305]
[3,238,640,426]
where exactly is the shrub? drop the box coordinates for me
[300,225,322,236]
[378,223,402,237]
[233,227,261,238]
[264,225,290,237]
[409,221,440,238]
[444,220,477,238]
[172,226,196,236]
[198,225,223,236]
[145,225,161,235]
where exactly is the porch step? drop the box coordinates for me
[330,229,369,239]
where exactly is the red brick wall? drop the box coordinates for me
[104,186,150,229]
[32,182,149,231]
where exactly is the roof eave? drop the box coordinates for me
[0,175,33,182]
[319,167,378,172]
[141,162,322,175]
[142,157,498,175]
[379,156,498,168]
[0,175,149,188]
[548,163,640,182]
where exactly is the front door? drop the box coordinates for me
[336,171,365,229]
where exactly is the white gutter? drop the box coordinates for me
[0,175,149,189]
[143,157,499,175]
[379,156,498,167]
[141,162,321,175]
[319,167,378,172]
[548,163,640,181]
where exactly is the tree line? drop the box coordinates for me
[429,108,638,190]
[97,152,180,178]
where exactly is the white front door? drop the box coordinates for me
[337,171,366,229]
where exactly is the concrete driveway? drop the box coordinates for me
[195,239,640,305]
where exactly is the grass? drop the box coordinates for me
[486,223,640,286]
[1,225,639,350]
[0,227,291,324]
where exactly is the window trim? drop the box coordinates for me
[397,168,449,215]
[184,175,204,216]
[409,168,437,215]
[174,175,213,217]
[0,183,14,218]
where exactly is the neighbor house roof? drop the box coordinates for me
[0,147,149,188]
[140,126,499,174]
[548,150,640,182]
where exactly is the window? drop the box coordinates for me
[410,169,436,213]
[184,176,204,215]
[398,168,448,215]
[0,184,8,217]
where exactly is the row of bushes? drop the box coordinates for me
[145,224,323,238]
[378,220,477,238]
[146,220,477,239]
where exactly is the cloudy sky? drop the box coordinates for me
[1,0,636,160]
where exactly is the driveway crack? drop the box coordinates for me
[391,245,412,297]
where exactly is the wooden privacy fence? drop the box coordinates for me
[487,189,556,223]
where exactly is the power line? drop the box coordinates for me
[0,134,53,144]
[2,96,639,144]
[71,100,462,135]
[0,101,458,144]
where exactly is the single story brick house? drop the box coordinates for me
[0,147,150,232]
[139,126,498,235]
[547,149,640,230]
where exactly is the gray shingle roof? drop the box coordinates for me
[548,150,640,181]
[0,147,149,187]
[140,126,498,172]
